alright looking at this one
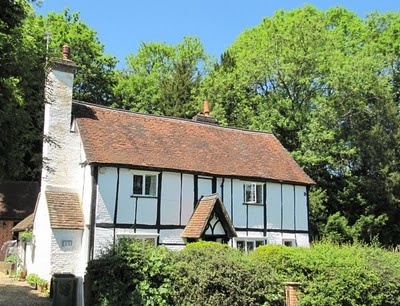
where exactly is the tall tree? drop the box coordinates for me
[113,37,209,118]
[202,6,400,245]
[0,4,118,181]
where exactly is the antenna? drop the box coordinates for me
[45,31,50,62]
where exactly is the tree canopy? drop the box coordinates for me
[2,2,400,246]
[202,6,400,245]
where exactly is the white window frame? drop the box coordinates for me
[235,238,267,252]
[132,171,158,197]
[117,233,159,246]
[243,182,264,204]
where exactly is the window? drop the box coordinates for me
[236,239,266,252]
[243,183,263,204]
[117,233,158,246]
[283,239,296,247]
[133,174,157,196]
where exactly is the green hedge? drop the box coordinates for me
[86,240,400,306]
[250,242,400,306]
[86,240,282,306]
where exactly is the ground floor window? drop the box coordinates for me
[235,238,267,252]
[283,239,296,247]
[117,233,158,246]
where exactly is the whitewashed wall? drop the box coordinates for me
[50,229,83,275]
[30,196,52,280]
[94,166,310,250]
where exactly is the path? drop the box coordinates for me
[0,272,52,305]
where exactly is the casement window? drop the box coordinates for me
[243,183,263,204]
[236,239,266,252]
[117,233,158,246]
[133,173,157,196]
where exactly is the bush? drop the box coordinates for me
[251,242,400,306]
[86,240,283,306]
[86,239,173,306]
[170,241,282,306]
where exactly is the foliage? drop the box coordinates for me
[86,239,173,306]
[113,37,209,118]
[0,2,117,181]
[201,6,400,246]
[26,273,39,286]
[20,229,33,242]
[170,241,282,306]
[250,242,400,306]
[86,240,282,306]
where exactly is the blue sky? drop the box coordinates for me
[35,1,399,66]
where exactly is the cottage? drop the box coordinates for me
[28,46,314,305]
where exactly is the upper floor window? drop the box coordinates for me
[133,173,157,196]
[243,183,263,204]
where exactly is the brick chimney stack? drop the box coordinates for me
[192,100,217,124]
[203,100,210,117]
[62,44,71,60]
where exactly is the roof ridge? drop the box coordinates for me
[72,100,275,136]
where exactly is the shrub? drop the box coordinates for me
[86,239,173,306]
[26,273,39,287]
[170,241,282,306]
[251,241,400,306]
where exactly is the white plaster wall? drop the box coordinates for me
[294,233,310,247]
[161,172,181,225]
[232,180,246,228]
[17,239,33,274]
[266,232,283,244]
[159,229,185,246]
[235,231,264,238]
[295,186,308,231]
[50,229,83,276]
[181,174,194,225]
[267,183,281,229]
[97,167,117,223]
[81,165,92,225]
[133,198,157,224]
[198,177,212,198]
[220,179,232,220]
[283,184,295,230]
[247,205,264,229]
[30,195,52,280]
[93,227,113,259]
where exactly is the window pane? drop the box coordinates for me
[256,184,263,204]
[237,241,245,250]
[255,240,264,248]
[133,175,143,194]
[246,241,255,252]
[244,184,255,202]
[145,175,157,195]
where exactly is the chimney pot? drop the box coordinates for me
[203,100,210,116]
[62,44,71,60]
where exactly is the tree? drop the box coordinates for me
[113,37,209,118]
[201,6,400,245]
[0,4,118,181]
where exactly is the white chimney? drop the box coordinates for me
[41,45,78,189]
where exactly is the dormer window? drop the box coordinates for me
[133,173,157,196]
[243,183,263,204]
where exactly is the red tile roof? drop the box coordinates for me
[46,188,84,230]
[182,194,236,239]
[73,102,314,185]
[0,182,39,220]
